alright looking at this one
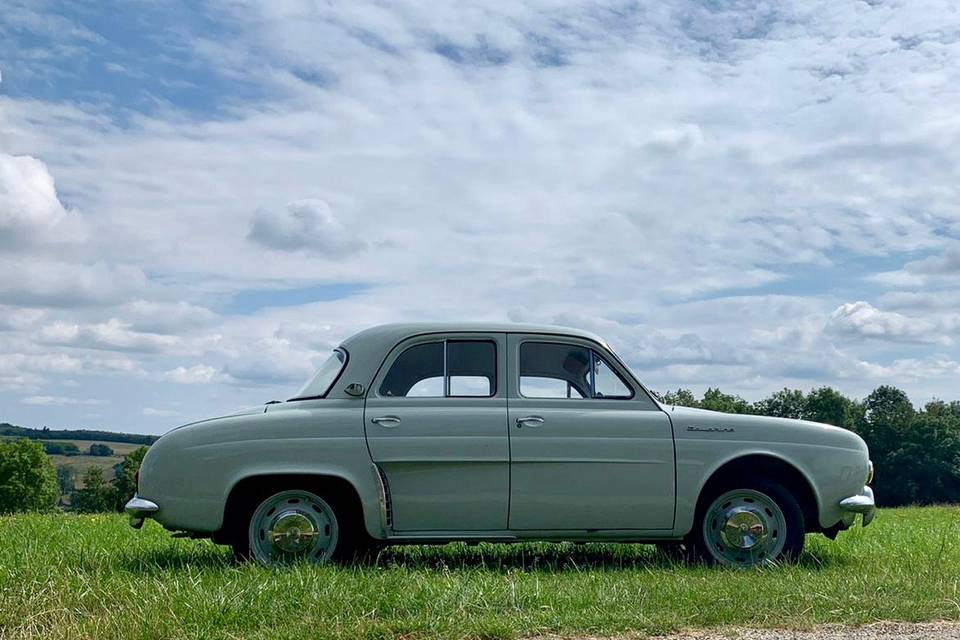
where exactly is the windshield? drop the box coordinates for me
[291,349,347,400]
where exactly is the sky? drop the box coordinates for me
[1,0,958,435]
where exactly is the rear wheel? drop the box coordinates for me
[232,488,354,565]
[693,479,805,567]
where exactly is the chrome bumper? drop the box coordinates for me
[839,485,876,527]
[125,496,159,529]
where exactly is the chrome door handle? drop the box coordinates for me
[371,415,401,427]
[516,415,544,428]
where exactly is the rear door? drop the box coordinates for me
[507,334,676,530]
[364,332,509,531]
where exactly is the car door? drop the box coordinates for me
[507,334,676,530]
[364,332,509,531]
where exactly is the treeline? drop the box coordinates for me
[660,385,960,507]
[0,422,157,446]
[42,442,115,456]
[0,438,147,515]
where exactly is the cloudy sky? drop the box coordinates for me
[1,1,958,434]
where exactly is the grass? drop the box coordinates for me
[0,507,958,640]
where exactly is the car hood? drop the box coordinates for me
[665,405,867,452]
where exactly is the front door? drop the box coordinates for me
[507,334,676,530]
[365,333,509,531]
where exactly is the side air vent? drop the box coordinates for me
[374,465,393,529]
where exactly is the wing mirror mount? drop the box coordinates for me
[344,383,365,397]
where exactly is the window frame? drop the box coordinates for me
[377,338,498,399]
[517,340,635,401]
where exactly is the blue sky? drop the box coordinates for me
[1,0,959,434]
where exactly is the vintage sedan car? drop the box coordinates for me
[127,323,875,567]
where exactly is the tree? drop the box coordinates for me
[111,446,148,511]
[700,388,753,414]
[863,385,915,430]
[0,438,59,514]
[662,388,699,408]
[886,410,960,505]
[70,467,115,513]
[88,443,114,457]
[755,388,806,419]
[43,441,80,456]
[56,465,76,494]
[803,386,852,427]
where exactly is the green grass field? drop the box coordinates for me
[0,507,958,640]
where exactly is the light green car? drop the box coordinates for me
[126,323,875,567]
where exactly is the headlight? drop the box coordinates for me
[866,460,874,484]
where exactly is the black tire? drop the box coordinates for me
[691,477,805,567]
[230,485,372,565]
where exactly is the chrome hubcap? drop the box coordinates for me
[249,490,338,565]
[703,489,786,566]
[268,512,319,553]
[721,508,767,550]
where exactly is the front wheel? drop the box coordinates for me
[234,489,343,565]
[693,480,805,567]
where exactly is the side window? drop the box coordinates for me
[519,341,633,400]
[448,340,496,397]
[520,343,592,399]
[379,342,443,397]
[519,376,587,399]
[379,340,497,398]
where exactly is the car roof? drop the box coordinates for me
[340,322,607,352]
[336,323,609,387]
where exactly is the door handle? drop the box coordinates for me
[371,415,401,427]
[516,415,544,428]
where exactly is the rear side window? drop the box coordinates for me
[379,340,496,398]
[519,342,633,399]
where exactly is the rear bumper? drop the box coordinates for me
[839,485,876,527]
[125,496,159,529]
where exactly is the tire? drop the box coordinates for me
[691,478,805,567]
[231,487,368,565]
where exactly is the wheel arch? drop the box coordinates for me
[215,471,379,544]
[693,452,822,533]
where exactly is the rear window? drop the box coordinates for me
[291,349,347,399]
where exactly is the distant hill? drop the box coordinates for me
[0,422,158,446]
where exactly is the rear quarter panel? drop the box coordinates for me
[138,399,382,537]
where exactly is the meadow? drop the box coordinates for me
[0,506,958,640]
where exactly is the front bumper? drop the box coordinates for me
[839,485,876,527]
[125,496,159,529]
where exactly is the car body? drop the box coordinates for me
[127,322,876,566]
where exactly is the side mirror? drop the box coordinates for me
[344,383,365,397]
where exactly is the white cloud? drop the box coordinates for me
[22,395,105,406]
[37,318,180,352]
[142,407,180,417]
[0,259,148,307]
[162,364,222,384]
[827,301,958,345]
[248,199,367,256]
[0,153,86,249]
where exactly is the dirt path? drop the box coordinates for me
[537,622,960,639]
[651,622,960,639]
